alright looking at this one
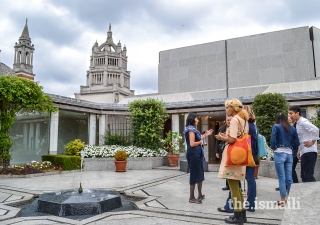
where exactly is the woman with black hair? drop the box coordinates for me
[183,112,213,204]
[270,112,300,206]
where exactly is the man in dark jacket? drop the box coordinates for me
[216,116,232,190]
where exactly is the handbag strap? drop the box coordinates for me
[235,117,247,138]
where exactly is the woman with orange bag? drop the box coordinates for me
[216,99,249,225]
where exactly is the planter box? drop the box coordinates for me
[259,156,320,182]
[83,157,168,171]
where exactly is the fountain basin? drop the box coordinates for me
[37,189,122,216]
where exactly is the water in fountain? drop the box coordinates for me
[36,151,122,217]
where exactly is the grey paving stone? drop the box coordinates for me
[0,208,8,216]
[145,200,166,208]
[5,195,23,202]
[0,193,11,203]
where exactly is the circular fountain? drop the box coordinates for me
[37,151,122,217]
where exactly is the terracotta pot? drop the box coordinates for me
[167,154,180,167]
[114,160,127,172]
[254,164,260,179]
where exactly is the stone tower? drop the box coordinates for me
[75,24,134,103]
[13,19,35,80]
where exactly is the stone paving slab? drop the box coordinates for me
[0,193,11,202]
[0,169,302,224]
[0,204,21,222]
[281,182,320,225]
[142,173,283,221]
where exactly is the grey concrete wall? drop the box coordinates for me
[158,41,227,97]
[159,26,316,99]
[259,157,320,182]
[311,26,320,78]
[228,26,315,98]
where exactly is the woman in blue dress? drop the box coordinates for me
[184,112,213,204]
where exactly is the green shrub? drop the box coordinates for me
[128,98,169,150]
[64,139,85,156]
[104,131,130,146]
[310,105,320,129]
[252,93,289,144]
[42,155,81,170]
[114,150,127,161]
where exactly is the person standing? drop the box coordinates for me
[216,116,232,191]
[289,106,319,182]
[217,99,249,224]
[243,105,258,212]
[288,115,299,183]
[271,112,300,206]
[184,112,213,204]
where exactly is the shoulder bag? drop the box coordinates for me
[225,118,256,167]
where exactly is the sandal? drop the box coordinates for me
[189,198,202,204]
[198,194,205,201]
[217,207,233,213]
[276,200,287,207]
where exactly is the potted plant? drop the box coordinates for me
[114,150,128,172]
[162,131,183,167]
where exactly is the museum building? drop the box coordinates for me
[2,21,320,164]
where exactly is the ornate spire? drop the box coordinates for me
[20,18,30,39]
[107,23,113,43]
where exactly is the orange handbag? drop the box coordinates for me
[225,119,256,167]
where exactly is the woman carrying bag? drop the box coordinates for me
[216,99,250,224]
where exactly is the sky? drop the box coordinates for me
[1,0,320,97]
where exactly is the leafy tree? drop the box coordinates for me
[310,105,320,129]
[252,93,289,144]
[0,75,57,167]
[128,98,169,150]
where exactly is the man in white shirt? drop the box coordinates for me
[289,106,319,182]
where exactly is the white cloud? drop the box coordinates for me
[1,0,320,97]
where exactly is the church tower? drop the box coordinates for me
[75,24,134,103]
[13,19,35,80]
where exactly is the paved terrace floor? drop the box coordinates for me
[0,168,306,225]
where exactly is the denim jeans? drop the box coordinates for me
[245,166,256,211]
[224,191,234,212]
[274,152,293,198]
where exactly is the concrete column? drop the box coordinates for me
[28,123,34,151]
[89,114,97,145]
[99,114,106,146]
[201,116,209,161]
[184,113,189,150]
[103,71,107,86]
[22,123,28,150]
[171,114,179,133]
[49,112,59,155]
[35,123,41,150]
[120,72,124,87]
[88,72,92,87]
[14,50,17,64]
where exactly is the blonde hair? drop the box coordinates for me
[243,105,256,122]
[225,99,249,121]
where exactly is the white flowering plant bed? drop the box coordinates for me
[82,145,168,158]
[0,161,55,175]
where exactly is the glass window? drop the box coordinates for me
[9,113,50,164]
[58,110,89,154]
